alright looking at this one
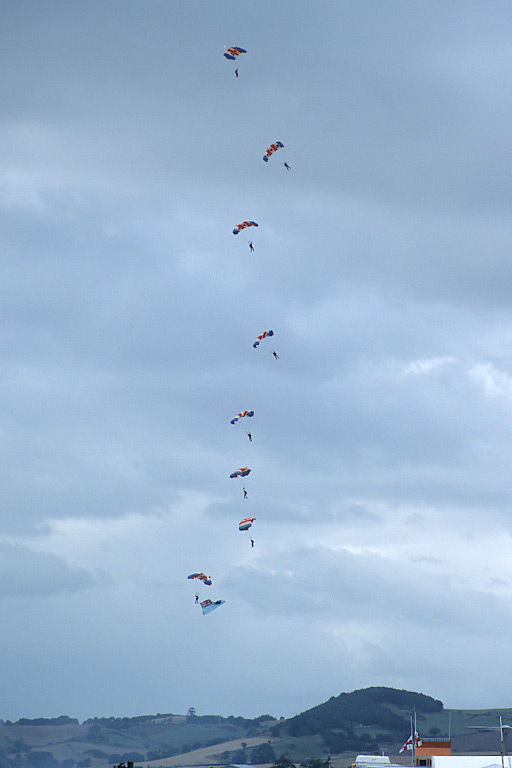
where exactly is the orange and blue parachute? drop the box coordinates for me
[253,329,274,348]
[224,46,247,61]
[239,516,256,531]
[201,598,225,615]
[230,467,251,478]
[231,410,254,425]
[263,141,284,162]
[233,220,258,236]
[188,573,212,586]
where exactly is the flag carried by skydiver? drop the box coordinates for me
[200,599,225,615]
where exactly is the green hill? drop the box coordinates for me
[271,687,443,753]
[283,687,442,734]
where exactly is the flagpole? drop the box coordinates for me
[410,715,414,768]
[413,710,417,768]
[500,717,505,768]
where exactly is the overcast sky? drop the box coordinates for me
[2,0,512,723]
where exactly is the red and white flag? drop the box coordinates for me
[400,732,422,753]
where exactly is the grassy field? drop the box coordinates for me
[144,736,272,767]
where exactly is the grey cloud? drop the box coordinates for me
[0,542,101,598]
[225,544,512,637]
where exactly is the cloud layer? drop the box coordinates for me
[1,0,512,721]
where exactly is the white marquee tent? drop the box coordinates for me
[432,756,509,768]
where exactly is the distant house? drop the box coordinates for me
[416,740,452,766]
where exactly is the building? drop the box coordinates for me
[415,739,452,766]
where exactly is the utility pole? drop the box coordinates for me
[466,717,512,768]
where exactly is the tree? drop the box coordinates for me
[87,723,105,742]
[301,759,331,768]
[13,738,29,757]
[27,752,60,768]
[251,743,276,764]
[272,755,296,768]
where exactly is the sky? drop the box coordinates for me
[1,0,512,723]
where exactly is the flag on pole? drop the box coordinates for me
[400,732,422,753]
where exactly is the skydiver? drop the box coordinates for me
[282,161,291,170]
[243,487,248,499]
[248,240,254,252]
[195,593,199,604]
[247,431,252,442]
[250,538,254,548]
[235,68,239,78]
[272,350,279,359]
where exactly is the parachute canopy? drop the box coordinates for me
[231,410,254,425]
[201,598,225,615]
[233,220,258,235]
[263,141,284,162]
[230,467,251,478]
[224,46,247,61]
[253,329,274,348]
[239,516,256,531]
[187,572,212,586]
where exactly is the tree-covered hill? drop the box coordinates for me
[271,687,443,753]
[280,687,442,734]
